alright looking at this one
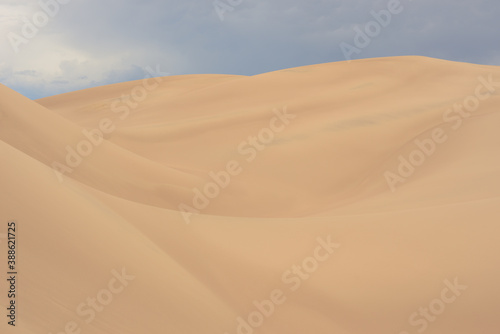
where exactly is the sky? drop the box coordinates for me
[1,0,499,100]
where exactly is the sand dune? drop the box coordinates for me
[1,56,500,334]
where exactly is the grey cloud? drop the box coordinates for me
[1,0,500,99]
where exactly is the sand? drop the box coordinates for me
[1,56,499,334]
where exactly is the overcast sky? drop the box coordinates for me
[1,0,499,99]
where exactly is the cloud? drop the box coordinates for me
[1,0,500,99]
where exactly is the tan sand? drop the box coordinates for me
[1,56,499,334]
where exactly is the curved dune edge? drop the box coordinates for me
[1,56,499,334]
